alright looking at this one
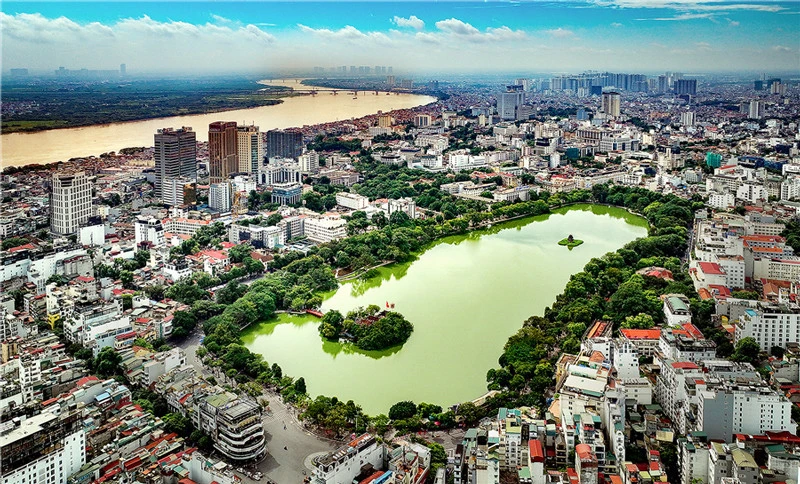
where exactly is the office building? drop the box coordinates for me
[51,171,92,235]
[298,151,320,174]
[602,92,621,117]
[266,129,303,160]
[675,79,697,96]
[0,410,85,484]
[237,125,263,174]
[312,434,385,484]
[194,393,267,462]
[414,114,432,128]
[208,121,238,184]
[497,89,524,121]
[748,100,764,120]
[162,177,193,207]
[271,182,303,206]
[154,127,197,200]
[681,111,696,126]
[377,114,393,128]
[209,183,232,212]
[135,216,165,248]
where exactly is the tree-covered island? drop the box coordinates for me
[318,305,414,350]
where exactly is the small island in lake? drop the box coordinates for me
[558,234,584,249]
[318,305,414,351]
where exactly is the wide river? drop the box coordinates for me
[242,205,648,415]
[1,80,436,168]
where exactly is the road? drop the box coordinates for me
[176,329,338,484]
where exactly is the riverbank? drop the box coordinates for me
[2,78,296,134]
[2,88,436,168]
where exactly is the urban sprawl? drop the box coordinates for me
[2,71,800,484]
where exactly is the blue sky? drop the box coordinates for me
[2,1,799,74]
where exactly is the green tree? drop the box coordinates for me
[94,347,123,378]
[621,313,656,329]
[389,401,417,420]
[216,280,247,305]
[162,413,191,437]
[293,377,307,395]
[732,337,761,364]
[456,402,482,424]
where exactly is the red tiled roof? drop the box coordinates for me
[672,362,700,369]
[698,261,725,275]
[529,439,544,462]
[620,329,661,340]
[8,243,35,253]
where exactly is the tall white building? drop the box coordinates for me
[497,90,524,121]
[51,171,92,235]
[735,306,800,350]
[748,100,764,120]
[154,127,197,201]
[135,216,166,248]
[162,177,192,207]
[298,151,320,174]
[237,125,263,174]
[209,183,232,213]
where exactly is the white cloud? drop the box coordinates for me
[772,45,793,52]
[611,22,624,27]
[392,15,424,30]
[435,18,480,36]
[726,18,740,26]
[545,27,576,38]
[430,18,525,42]
[591,0,785,11]
[297,24,391,44]
[1,13,274,72]
[210,14,232,24]
[640,12,715,20]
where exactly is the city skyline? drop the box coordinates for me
[2,0,799,74]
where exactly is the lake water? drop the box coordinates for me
[242,205,649,415]
[1,79,435,168]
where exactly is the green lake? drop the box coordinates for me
[242,204,649,414]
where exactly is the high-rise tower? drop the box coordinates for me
[602,91,621,117]
[51,171,92,234]
[154,127,196,200]
[208,121,238,184]
[237,125,263,173]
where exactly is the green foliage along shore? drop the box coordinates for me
[319,306,414,350]
[483,184,712,410]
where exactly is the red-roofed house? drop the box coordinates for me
[620,328,661,356]
[695,262,727,289]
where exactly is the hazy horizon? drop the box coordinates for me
[2,0,799,75]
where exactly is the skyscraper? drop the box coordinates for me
[602,92,621,117]
[266,129,304,160]
[237,125,263,173]
[674,79,697,96]
[748,100,764,120]
[497,86,524,121]
[208,121,238,184]
[51,171,92,234]
[154,127,196,200]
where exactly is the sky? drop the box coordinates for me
[2,1,799,75]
